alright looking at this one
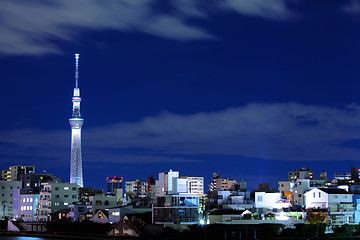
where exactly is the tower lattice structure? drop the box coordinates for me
[69,53,84,187]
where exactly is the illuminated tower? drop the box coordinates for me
[69,53,84,187]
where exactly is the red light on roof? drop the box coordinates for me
[106,177,109,180]
[113,176,117,180]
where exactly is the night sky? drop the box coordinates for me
[1,0,360,191]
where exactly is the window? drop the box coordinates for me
[55,195,59,198]
[55,187,59,190]
[2,186,4,189]
[104,200,109,205]
[10,186,12,189]
[313,192,315,198]
[257,196,263,202]
[64,202,68,206]
[64,187,69,190]
[72,187,77,191]
[64,195,69,198]
[96,200,102,205]
[72,195,77,198]
[30,198,33,202]
[319,192,321,198]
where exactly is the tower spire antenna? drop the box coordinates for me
[75,53,79,88]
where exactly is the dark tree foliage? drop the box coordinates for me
[45,220,111,235]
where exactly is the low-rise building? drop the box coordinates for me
[152,194,199,224]
[109,205,133,224]
[68,204,88,222]
[304,188,354,225]
[13,189,40,222]
[35,182,78,222]
[255,192,290,213]
[86,195,117,221]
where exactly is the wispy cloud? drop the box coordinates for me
[343,0,360,13]
[0,0,295,55]
[1,103,360,168]
[220,0,295,20]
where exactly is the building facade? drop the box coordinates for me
[0,180,22,218]
[35,182,79,222]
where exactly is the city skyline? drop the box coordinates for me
[2,0,360,190]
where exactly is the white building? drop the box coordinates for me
[36,182,78,222]
[184,177,204,195]
[255,192,290,211]
[155,170,204,196]
[156,169,179,196]
[304,188,354,225]
[13,189,40,222]
[0,180,22,218]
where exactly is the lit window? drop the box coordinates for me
[64,187,69,190]
[64,202,68,206]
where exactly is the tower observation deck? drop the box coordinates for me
[69,53,84,187]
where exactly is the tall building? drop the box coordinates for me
[208,173,236,192]
[125,180,147,198]
[1,165,35,181]
[107,176,123,195]
[69,54,84,187]
[288,168,313,182]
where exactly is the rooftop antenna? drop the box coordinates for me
[75,53,79,88]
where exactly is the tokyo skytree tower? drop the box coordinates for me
[69,53,84,187]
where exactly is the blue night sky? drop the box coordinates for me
[1,0,360,191]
